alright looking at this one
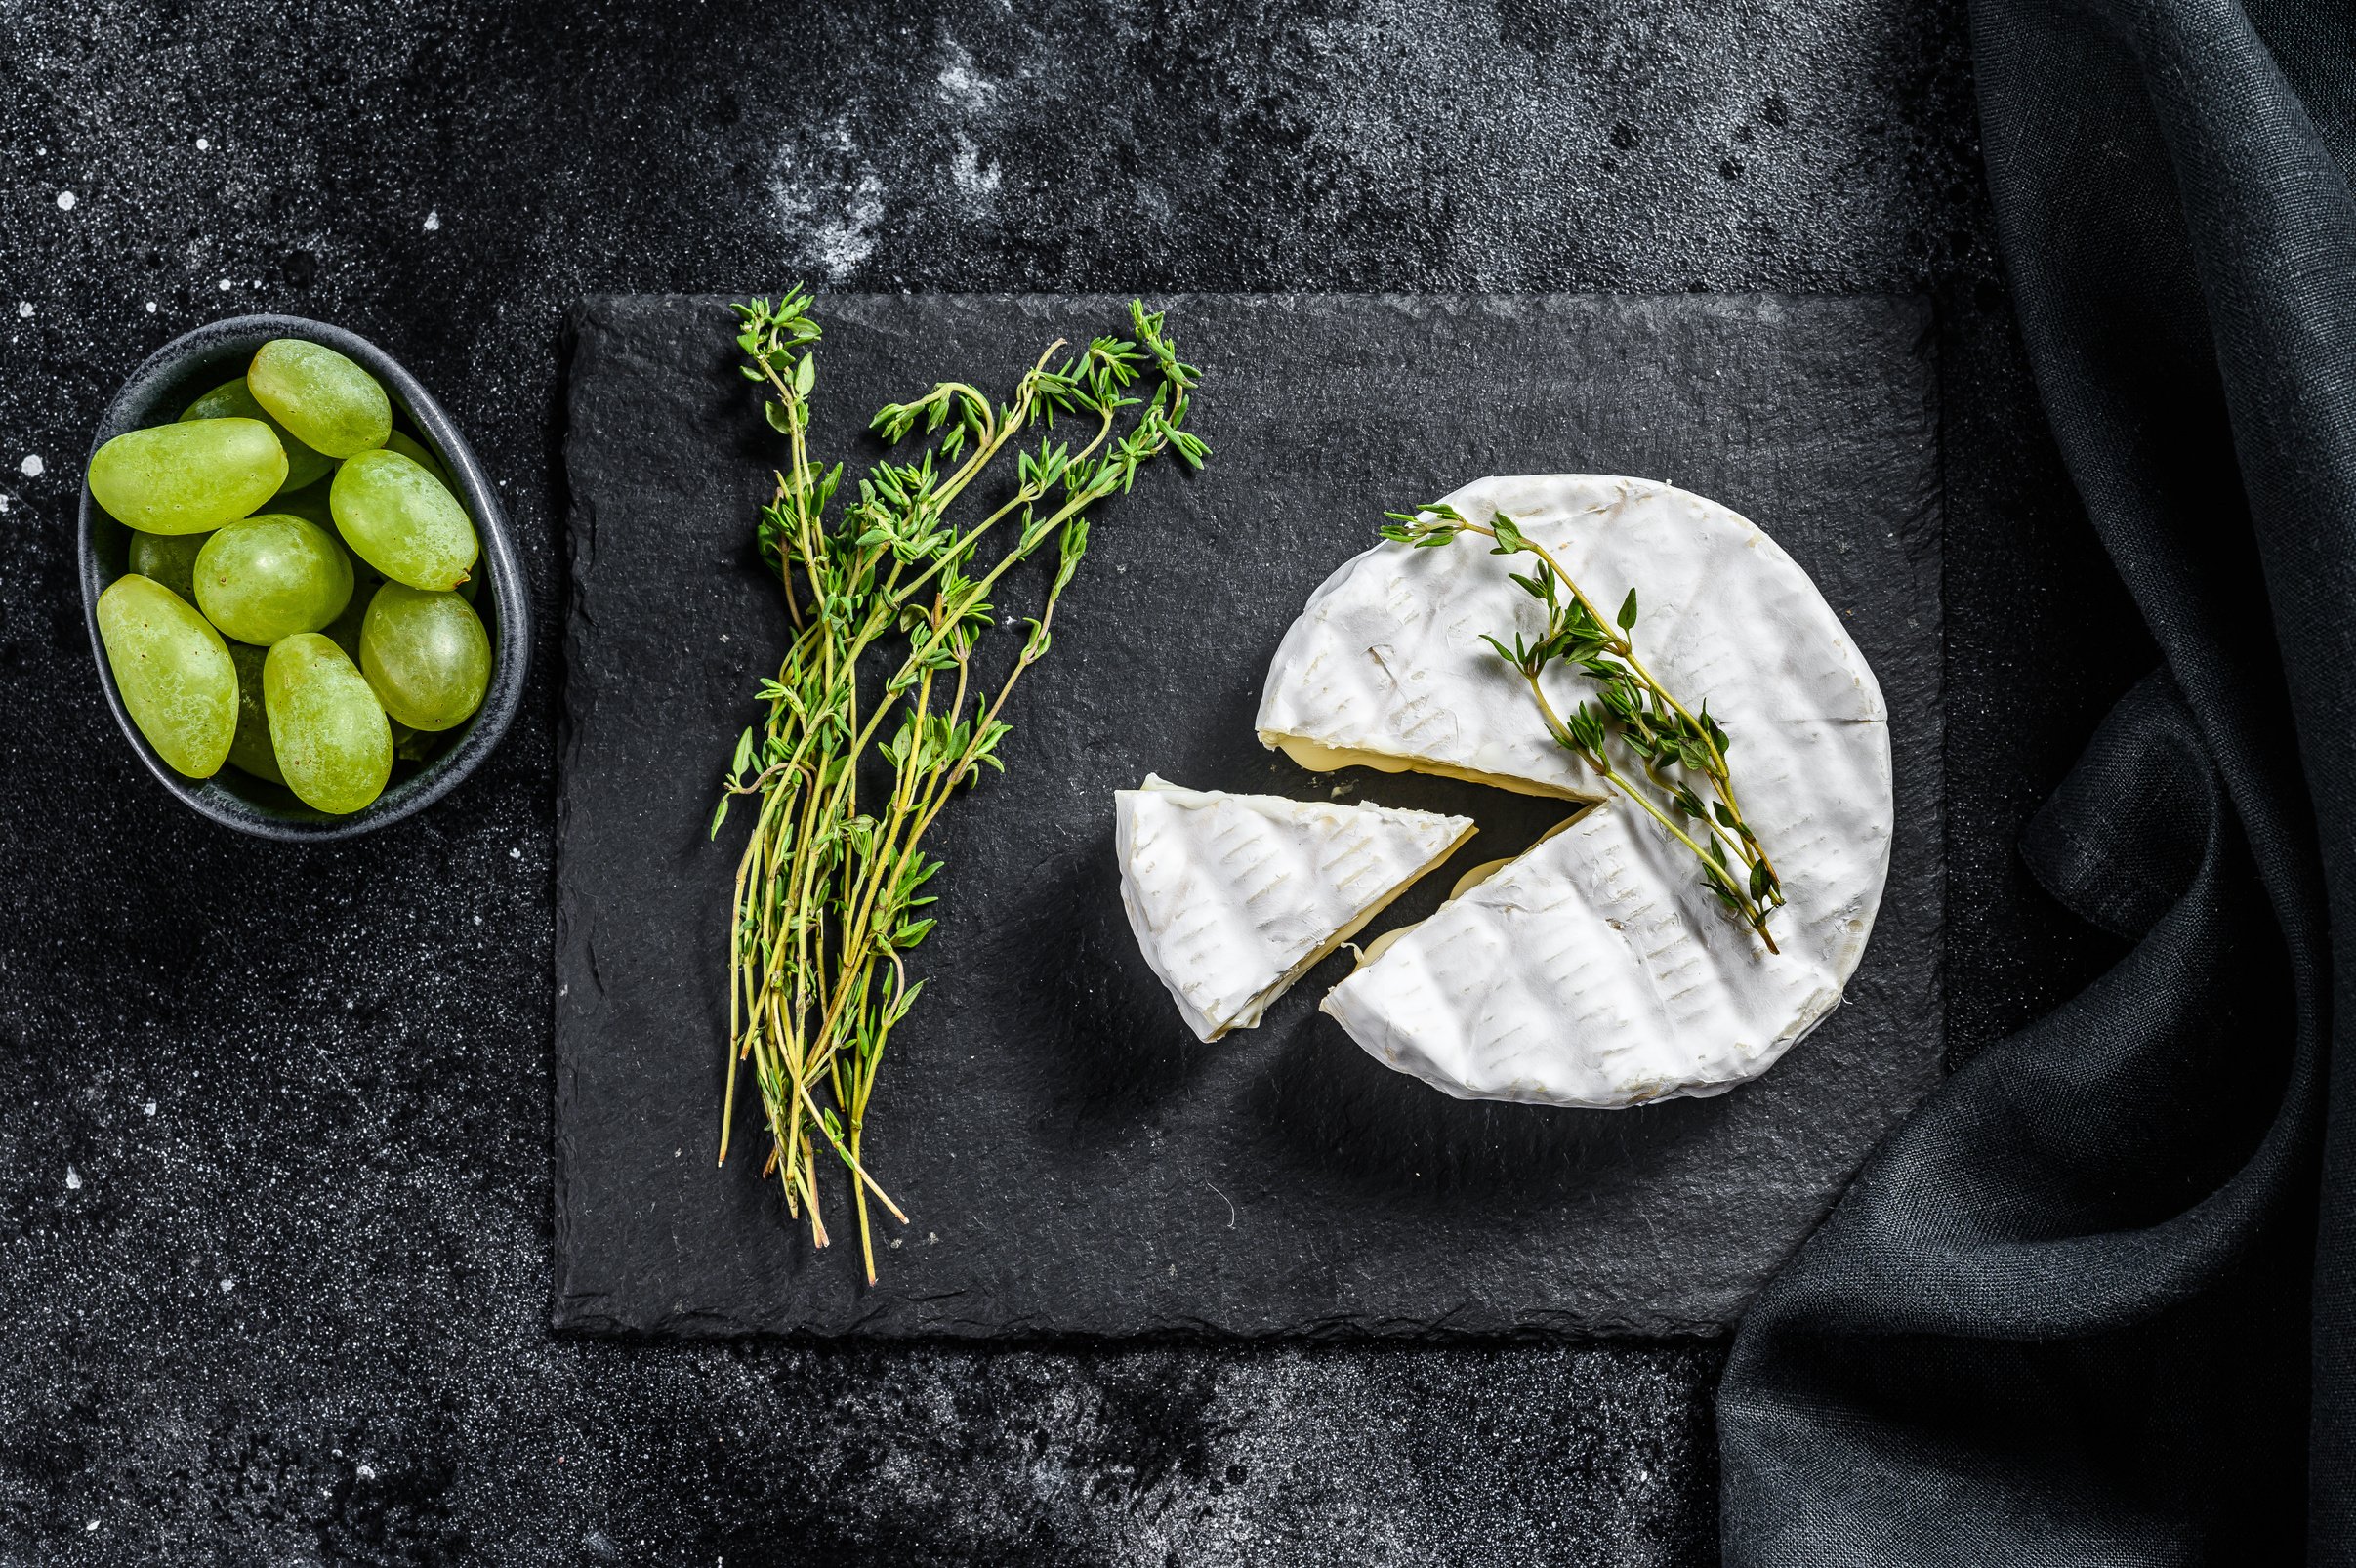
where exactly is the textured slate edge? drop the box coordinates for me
[552,301,615,1339]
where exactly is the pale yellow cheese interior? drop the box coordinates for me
[1449,856,1516,899]
[1355,924,1415,969]
[1266,733,1603,804]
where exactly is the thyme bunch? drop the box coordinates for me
[1380,501,1786,951]
[713,290,1208,1280]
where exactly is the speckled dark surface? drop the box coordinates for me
[0,1,2144,1563]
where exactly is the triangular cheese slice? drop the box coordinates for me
[1116,776,1475,1042]
[1262,475,1893,1106]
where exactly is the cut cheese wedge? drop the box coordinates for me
[1115,776,1475,1042]
[1265,474,1892,1107]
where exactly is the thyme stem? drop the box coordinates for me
[714,292,1209,1281]
[1381,499,1786,950]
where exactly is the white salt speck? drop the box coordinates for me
[16,302,30,318]
[423,209,441,231]
[220,1278,235,1293]
[806,176,884,280]
[217,278,232,292]
[56,190,76,211]
[20,455,43,478]
[949,134,1002,202]
[145,301,157,314]
[0,496,10,514]
[195,136,210,150]
[144,1100,157,1116]
[86,1520,100,1533]
[356,1464,377,1480]
[509,846,520,860]
[937,47,999,112]
[473,914,482,926]
[64,1166,81,1191]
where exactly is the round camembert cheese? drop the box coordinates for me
[1259,474,1892,1107]
[1115,777,1475,1042]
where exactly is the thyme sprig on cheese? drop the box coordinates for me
[714,290,1207,1281]
[1379,501,1786,951]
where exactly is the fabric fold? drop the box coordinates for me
[1718,0,2353,1556]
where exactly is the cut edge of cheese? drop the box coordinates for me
[1115,776,1477,1042]
[1262,733,1605,804]
[1349,812,1591,970]
[1267,867,1447,1015]
[1447,856,1518,900]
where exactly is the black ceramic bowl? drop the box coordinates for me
[78,314,527,842]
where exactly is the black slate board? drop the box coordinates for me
[555,293,1942,1340]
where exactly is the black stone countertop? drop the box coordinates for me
[0,3,2149,1563]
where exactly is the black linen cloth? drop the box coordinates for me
[1718,0,2355,1559]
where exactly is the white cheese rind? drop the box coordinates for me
[1274,475,1892,1107]
[1115,777,1474,1042]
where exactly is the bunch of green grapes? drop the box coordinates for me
[90,338,494,815]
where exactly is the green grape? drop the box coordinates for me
[180,377,334,493]
[330,448,477,591]
[224,640,284,784]
[281,495,433,614]
[96,575,236,777]
[248,339,392,459]
[359,582,491,730]
[272,477,335,528]
[385,430,455,492]
[264,633,392,814]
[126,530,206,602]
[192,514,354,644]
[88,418,287,535]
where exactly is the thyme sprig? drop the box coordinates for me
[714,291,1208,1281]
[1380,501,1786,951]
